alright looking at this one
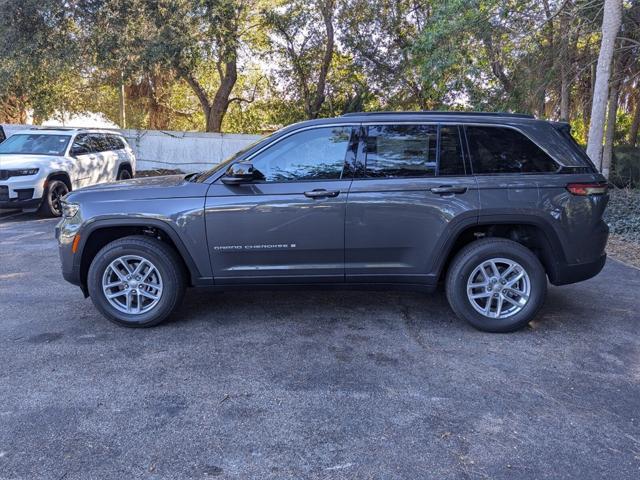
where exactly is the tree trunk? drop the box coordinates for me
[559,12,571,121]
[586,0,622,174]
[308,0,335,119]
[208,59,238,133]
[560,66,570,120]
[630,96,640,147]
[601,80,619,178]
[118,74,127,129]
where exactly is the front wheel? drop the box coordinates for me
[445,238,547,333]
[87,235,185,327]
[38,179,69,217]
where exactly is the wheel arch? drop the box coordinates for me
[435,215,565,284]
[45,171,72,190]
[76,218,208,293]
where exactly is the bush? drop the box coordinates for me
[611,146,640,188]
[604,188,640,244]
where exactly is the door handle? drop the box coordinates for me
[304,189,340,199]
[430,185,467,195]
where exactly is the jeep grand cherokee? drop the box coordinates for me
[55,112,609,332]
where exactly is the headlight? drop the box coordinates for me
[8,168,39,177]
[61,201,80,219]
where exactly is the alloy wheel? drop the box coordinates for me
[466,257,531,319]
[102,255,163,315]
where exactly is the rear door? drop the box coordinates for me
[345,123,480,284]
[205,125,357,284]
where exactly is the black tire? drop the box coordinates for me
[87,235,185,327]
[38,179,69,217]
[116,166,132,180]
[445,238,547,333]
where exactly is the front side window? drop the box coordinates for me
[249,126,352,182]
[466,126,558,174]
[71,134,97,155]
[0,134,71,156]
[364,125,437,178]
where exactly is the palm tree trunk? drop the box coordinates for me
[586,0,622,175]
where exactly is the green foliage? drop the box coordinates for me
[0,0,638,141]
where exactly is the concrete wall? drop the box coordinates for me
[2,124,263,173]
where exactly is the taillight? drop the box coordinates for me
[566,182,608,196]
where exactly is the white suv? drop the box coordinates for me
[0,128,135,216]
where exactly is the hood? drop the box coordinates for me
[65,174,210,202]
[0,154,65,170]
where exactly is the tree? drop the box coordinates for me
[0,0,82,123]
[264,0,338,119]
[586,0,623,175]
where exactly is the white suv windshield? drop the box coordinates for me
[0,134,71,156]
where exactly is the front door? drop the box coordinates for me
[205,125,357,284]
[69,133,98,188]
[345,124,480,285]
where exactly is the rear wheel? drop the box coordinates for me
[116,166,132,180]
[38,179,69,217]
[87,235,185,327]
[445,238,547,332]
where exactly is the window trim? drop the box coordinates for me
[221,123,360,185]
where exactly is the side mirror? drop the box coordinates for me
[221,162,257,185]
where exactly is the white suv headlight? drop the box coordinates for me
[5,168,39,177]
[61,201,80,219]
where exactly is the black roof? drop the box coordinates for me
[341,111,535,119]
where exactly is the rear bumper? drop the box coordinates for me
[550,254,607,286]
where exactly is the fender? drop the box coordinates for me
[430,212,567,283]
[75,217,213,287]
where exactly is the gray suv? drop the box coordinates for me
[55,112,609,332]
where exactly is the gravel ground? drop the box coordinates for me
[1,211,639,480]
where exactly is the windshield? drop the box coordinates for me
[0,134,71,156]
[197,134,272,181]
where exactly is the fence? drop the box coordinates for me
[2,124,262,173]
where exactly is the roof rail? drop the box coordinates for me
[28,127,80,131]
[341,111,535,119]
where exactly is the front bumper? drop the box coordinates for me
[0,176,45,209]
[55,217,83,288]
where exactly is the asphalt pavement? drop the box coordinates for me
[1,210,639,479]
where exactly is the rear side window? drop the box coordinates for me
[364,125,437,178]
[439,125,466,176]
[91,134,110,152]
[466,126,558,174]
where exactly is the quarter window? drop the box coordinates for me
[364,125,437,178]
[250,126,352,182]
[465,126,558,174]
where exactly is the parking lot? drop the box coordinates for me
[1,210,639,479]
